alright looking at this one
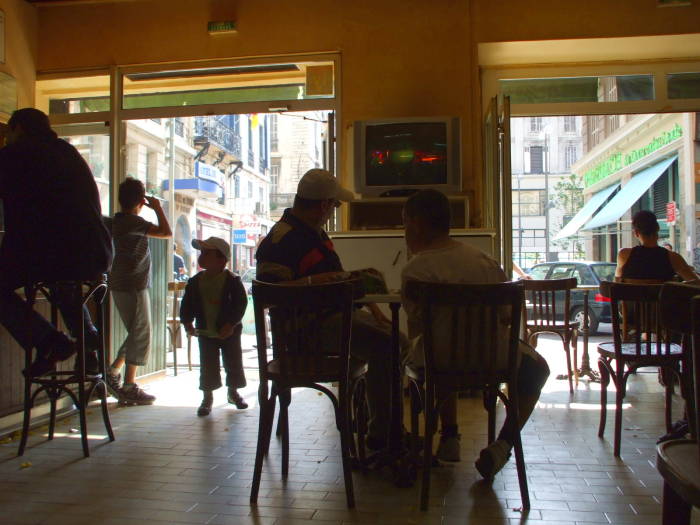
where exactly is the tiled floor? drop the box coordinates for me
[0,332,697,524]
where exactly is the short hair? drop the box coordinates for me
[8,108,56,140]
[118,177,146,210]
[293,194,324,210]
[632,210,659,236]
[404,189,451,235]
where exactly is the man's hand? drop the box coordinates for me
[219,322,235,339]
[184,323,195,336]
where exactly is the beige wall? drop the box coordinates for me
[0,0,37,116]
[32,0,700,226]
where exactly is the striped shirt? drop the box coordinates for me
[106,213,153,291]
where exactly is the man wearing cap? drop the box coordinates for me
[256,168,394,449]
[180,236,249,416]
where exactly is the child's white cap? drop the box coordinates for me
[192,237,231,261]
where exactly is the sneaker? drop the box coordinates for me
[197,392,214,417]
[437,434,461,462]
[104,371,122,399]
[475,439,512,480]
[119,384,155,406]
[227,388,248,409]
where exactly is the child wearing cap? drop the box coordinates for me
[180,236,249,416]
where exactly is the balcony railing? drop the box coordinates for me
[270,193,295,211]
[174,119,184,137]
[194,116,241,158]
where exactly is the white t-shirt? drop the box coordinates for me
[401,241,514,368]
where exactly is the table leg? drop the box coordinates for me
[576,290,600,382]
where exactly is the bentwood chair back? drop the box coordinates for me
[250,279,366,508]
[403,280,529,511]
[522,277,578,393]
[597,281,682,457]
[656,286,700,525]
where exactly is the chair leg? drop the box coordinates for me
[484,388,496,445]
[662,368,673,433]
[420,384,436,511]
[511,422,530,510]
[563,339,574,394]
[280,389,290,480]
[662,481,691,525]
[48,392,57,440]
[613,373,627,458]
[598,359,610,438]
[409,381,422,459]
[78,380,90,458]
[572,333,579,387]
[250,394,276,504]
[18,375,32,457]
[337,382,356,508]
[172,328,178,376]
[355,381,368,468]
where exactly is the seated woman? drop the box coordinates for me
[616,210,698,282]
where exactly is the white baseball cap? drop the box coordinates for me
[297,169,354,202]
[192,237,230,261]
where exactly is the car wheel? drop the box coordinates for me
[571,306,599,334]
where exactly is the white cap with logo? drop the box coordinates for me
[192,237,231,261]
[296,169,354,202]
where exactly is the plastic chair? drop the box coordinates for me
[404,280,529,511]
[167,281,191,375]
[597,281,682,457]
[19,278,115,457]
[249,279,367,508]
[522,278,579,393]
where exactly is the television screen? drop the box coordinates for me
[364,122,448,187]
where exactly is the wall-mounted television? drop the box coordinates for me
[353,116,461,197]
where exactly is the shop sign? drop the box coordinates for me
[666,201,678,225]
[583,124,683,188]
[195,161,224,186]
[233,214,261,234]
[232,229,247,245]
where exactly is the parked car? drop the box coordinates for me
[523,261,616,334]
[239,267,256,295]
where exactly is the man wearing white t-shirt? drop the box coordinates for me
[401,189,549,480]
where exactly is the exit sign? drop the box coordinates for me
[208,21,236,34]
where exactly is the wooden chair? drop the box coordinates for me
[597,281,682,457]
[249,279,367,508]
[522,278,578,393]
[656,283,700,525]
[166,281,191,375]
[404,280,529,511]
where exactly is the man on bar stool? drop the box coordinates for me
[0,108,113,376]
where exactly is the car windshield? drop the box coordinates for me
[591,264,616,282]
[528,265,550,280]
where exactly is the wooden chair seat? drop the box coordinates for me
[657,439,700,508]
[598,341,682,359]
[267,356,368,383]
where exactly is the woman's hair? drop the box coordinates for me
[118,177,146,210]
[631,210,659,236]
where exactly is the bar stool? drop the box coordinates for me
[18,278,115,457]
[167,281,192,375]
